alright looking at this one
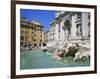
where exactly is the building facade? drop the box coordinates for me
[44,31,49,44]
[45,11,90,47]
[20,17,44,49]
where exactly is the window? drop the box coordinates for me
[32,37,34,41]
[21,36,24,40]
[32,33,34,36]
[25,31,28,35]
[25,36,27,41]
[34,34,36,37]
[34,39,36,42]
[40,39,42,42]
[21,31,24,34]
[41,35,42,37]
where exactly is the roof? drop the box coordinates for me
[21,17,44,28]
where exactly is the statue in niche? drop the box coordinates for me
[76,25,81,37]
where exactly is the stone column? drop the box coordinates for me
[71,14,77,40]
[81,12,89,39]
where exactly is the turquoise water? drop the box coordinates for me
[20,50,90,70]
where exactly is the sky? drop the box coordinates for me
[20,9,56,32]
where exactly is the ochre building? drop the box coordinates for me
[20,17,44,48]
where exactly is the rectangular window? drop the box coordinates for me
[41,35,42,37]
[32,37,34,41]
[21,36,24,40]
[25,31,28,35]
[34,39,36,42]
[25,36,27,41]
[34,34,36,37]
[40,39,42,42]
